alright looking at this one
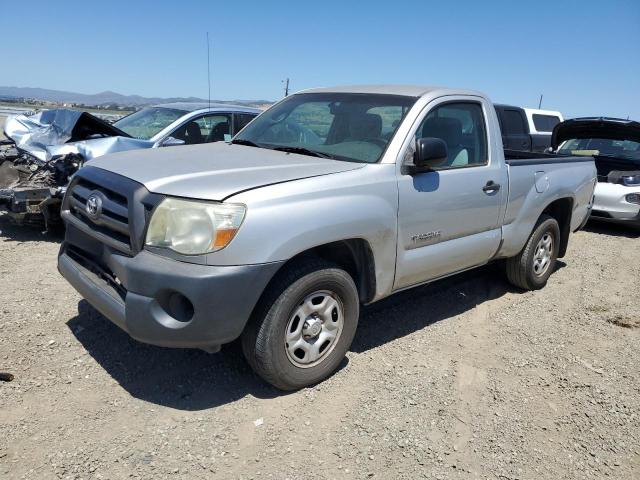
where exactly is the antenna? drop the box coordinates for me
[206,32,211,110]
[282,78,290,97]
[538,94,543,109]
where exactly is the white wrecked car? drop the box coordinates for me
[552,117,640,230]
[0,103,260,228]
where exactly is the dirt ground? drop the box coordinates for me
[0,214,638,480]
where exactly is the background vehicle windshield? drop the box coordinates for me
[558,138,640,160]
[114,107,185,140]
[234,93,416,163]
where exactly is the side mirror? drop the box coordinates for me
[160,136,185,147]
[409,137,448,174]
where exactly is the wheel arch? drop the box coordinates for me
[540,197,574,258]
[263,239,377,305]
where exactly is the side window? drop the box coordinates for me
[415,102,488,168]
[503,109,526,135]
[233,113,257,135]
[171,114,231,145]
[532,114,560,133]
[197,114,231,143]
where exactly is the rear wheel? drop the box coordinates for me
[241,259,359,390]
[505,214,560,290]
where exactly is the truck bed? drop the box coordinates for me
[504,149,595,166]
[497,149,596,260]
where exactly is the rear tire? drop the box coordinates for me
[505,214,560,290]
[241,258,359,391]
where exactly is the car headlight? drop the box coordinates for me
[621,174,640,186]
[145,198,246,255]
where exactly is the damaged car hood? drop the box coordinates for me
[552,117,640,181]
[3,109,153,161]
[88,142,365,200]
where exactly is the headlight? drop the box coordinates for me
[145,198,246,255]
[621,174,640,186]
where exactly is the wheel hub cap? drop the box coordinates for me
[533,233,553,276]
[303,317,323,338]
[284,290,344,368]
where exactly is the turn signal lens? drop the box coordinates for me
[213,228,238,249]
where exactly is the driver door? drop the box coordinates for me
[394,98,506,289]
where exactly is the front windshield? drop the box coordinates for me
[114,107,186,140]
[233,93,416,163]
[558,138,640,161]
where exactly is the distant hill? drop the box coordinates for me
[0,86,272,108]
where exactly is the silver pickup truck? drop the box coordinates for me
[58,85,597,390]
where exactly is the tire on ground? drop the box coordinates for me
[241,258,360,390]
[505,214,561,291]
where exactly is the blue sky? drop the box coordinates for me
[2,0,639,118]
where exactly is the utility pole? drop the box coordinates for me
[538,94,543,109]
[282,78,290,97]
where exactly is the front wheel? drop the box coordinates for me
[505,214,560,290]
[241,259,359,390]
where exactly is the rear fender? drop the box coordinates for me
[499,163,596,258]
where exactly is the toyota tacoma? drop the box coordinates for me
[57,85,597,390]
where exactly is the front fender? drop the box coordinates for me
[207,164,399,299]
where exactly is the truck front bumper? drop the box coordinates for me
[58,242,283,352]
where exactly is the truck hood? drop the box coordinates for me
[89,142,365,200]
[551,117,640,149]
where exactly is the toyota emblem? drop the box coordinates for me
[85,192,103,219]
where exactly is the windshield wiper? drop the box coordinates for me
[270,146,334,159]
[231,140,336,159]
[230,138,261,148]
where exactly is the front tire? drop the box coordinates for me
[505,214,560,290]
[241,259,359,391]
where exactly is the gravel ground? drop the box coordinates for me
[0,215,638,479]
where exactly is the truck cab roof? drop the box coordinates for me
[299,84,486,98]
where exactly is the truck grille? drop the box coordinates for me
[62,166,162,255]
[69,177,131,246]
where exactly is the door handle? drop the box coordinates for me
[482,181,501,193]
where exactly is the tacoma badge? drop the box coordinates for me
[411,230,442,246]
